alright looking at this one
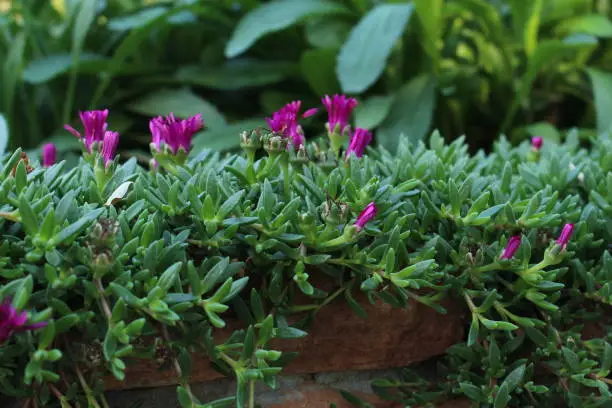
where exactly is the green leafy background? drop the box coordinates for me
[1,0,612,158]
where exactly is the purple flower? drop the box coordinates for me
[346,128,372,159]
[64,109,109,152]
[556,223,574,249]
[500,236,521,260]
[101,131,119,167]
[322,94,358,136]
[531,137,543,151]
[0,300,47,344]
[150,113,204,154]
[42,143,56,167]
[355,202,377,231]
[265,101,316,148]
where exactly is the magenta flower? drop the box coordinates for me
[531,137,543,151]
[322,94,358,136]
[346,128,372,159]
[0,300,47,343]
[150,113,204,154]
[265,101,316,148]
[101,131,119,167]
[42,143,56,167]
[556,223,574,249]
[500,236,521,260]
[355,202,377,231]
[64,109,109,152]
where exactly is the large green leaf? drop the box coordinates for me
[175,60,296,90]
[305,18,351,49]
[192,119,266,152]
[91,5,194,106]
[541,0,590,24]
[107,6,203,30]
[127,88,226,129]
[587,68,612,135]
[300,48,340,95]
[225,0,347,58]
[337,4,414,93]
[377,74,436,151]
[23,53,104,84]
[72,0,97,53]
[0,114,7,155]
[107,7,167,30]
[354,95,394,130]
[2,31,26,121]
[556,14,612,38]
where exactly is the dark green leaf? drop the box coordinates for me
[127,88,226,130]
[354,95,393,130]
[587,68,612,135]
[300,48,341,95]
[337,4,414,93]
[378,74,436,151]
[225,0,347,58]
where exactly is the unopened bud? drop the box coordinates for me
[291,144,309,164]
[264,134,287,154]
[240,128,264,150]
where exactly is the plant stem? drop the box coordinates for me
[94,278,112,321]
[218,351,239,370]
[318,287,346,310]
[472,262,500,274]
[463,292,478,314]
[48,384,72,408]
[281,156,290,202]
[521,259,551,275]
[160,325,193,397]
[99,394,111,408]
[248,380,255,408]
[74,364,102,408]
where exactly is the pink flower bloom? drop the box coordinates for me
[101,131,119,167]
[500,236,521,260]
[531,137,543,150]
[265,101,316,148]
[150,113,204,154]
[355,202,377,231]
[42,143,56,167]
[322,94,358,136]
[556,223,574,249]
[0,300,47,344]
[64,109,109,152]
[346,128,372,159]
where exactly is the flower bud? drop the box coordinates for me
[240,128,264,150]
[555,223,574,250]
[264,134,288,154]
[354,202,377,231]
[500,236,521,260]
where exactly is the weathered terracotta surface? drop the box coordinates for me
[267,385,400,408]
[104,296,464,390]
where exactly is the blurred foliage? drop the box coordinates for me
[2,0,612,156]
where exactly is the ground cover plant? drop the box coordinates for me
[0,95,610,407]
[3,0,612,156]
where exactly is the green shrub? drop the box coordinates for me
[0,110,610,407]
[3,0,612,155]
